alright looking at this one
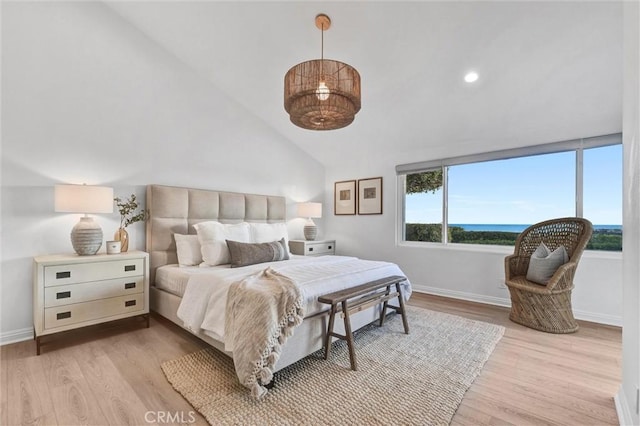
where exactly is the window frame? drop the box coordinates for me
[396,133,622,248]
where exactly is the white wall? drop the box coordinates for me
[325,160,623,327]
[0,2,324,342]
[617,2,640,424]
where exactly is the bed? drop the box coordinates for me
[146,184,411,395]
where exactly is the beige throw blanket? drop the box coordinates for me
[224,267,304,399]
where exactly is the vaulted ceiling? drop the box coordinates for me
[107,1,623,169]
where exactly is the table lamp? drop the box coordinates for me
[297,202,322,241]
[55,184,114,255]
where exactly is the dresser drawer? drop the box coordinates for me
[44,258,144,287]
[44,293,144,329]
[44,276,144,308]
[304,241,335,255]
[289,240,336,256]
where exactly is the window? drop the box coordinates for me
[398,134,622,251]
[405,170,443,243]
[583,144,623,251]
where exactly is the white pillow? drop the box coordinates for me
[250,222,290,253]
[174,234,202,267]
[526,243,569,285]
[194,221,251,266]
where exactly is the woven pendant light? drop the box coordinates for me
[284,14,361,131]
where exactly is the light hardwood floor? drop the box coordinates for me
[1,293,621,426]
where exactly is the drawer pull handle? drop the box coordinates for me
[56,291,71,299]
[125,300,136,307]
[308,247,314,252]
[328,245,332,250]
[124,265,136,272]
[56,271,71,279]
[57,312,71,320]
[124,282,136,289]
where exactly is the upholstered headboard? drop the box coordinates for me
[145,185,286,283]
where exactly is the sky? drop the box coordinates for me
[405,144,622,225]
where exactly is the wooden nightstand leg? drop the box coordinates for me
[144,313,150,328]
[36,336,41,356]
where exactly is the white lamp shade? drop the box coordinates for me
[297,202,322,219]
[55,184,114,214]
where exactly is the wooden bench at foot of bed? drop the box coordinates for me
[318,275,410,371]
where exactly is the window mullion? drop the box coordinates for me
[398,175,406,242]
[576,147,584,217]
[442,166,449,244]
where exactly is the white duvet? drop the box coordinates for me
[176,255,411,349]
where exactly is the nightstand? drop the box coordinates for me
[289,239,336,256]
[33,251,149,355]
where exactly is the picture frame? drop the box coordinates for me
[357,177,383,215]
[334,180,357,215]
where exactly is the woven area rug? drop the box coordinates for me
[162,306,504,425]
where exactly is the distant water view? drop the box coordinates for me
[451,224,622,233]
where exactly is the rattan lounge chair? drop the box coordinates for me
[505,217,593,333]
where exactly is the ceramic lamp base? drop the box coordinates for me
[71,216,103,255]
[304,222,318,241]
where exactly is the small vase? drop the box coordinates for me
[114,228,129,252]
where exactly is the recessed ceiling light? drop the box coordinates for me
[464,72,479,83]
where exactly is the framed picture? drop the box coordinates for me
[334,180,357,215]
[357,177,383,215]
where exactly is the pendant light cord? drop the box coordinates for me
[320,22,325,81]
[321,22,324,61]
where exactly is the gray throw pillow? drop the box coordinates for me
[226,238,290,268]
[526,243,569,285]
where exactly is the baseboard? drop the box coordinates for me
[411,284,511,308]
[0,327,33,346]
[614,385,636,426]
[573,309,623,328]
[411,284,623,327]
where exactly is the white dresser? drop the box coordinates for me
[33,251,149,355]
[288,239,336,256]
